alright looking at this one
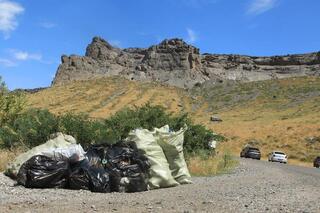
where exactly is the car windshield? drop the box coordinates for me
[275,152,285,155]
[249,148,260,152]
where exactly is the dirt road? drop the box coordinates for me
[1,158,319,213]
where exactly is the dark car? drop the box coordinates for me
[314,157,320,168]
[240,147,261,160]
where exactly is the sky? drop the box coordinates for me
[0,0,319,89]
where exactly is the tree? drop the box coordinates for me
[0,76,26,126]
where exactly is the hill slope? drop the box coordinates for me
[27,76,320,166]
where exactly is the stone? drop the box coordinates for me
[91,205,97,211]
[52,36,320,89]
[210,116,222,122]
[305,136,320,144]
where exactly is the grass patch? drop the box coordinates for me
[0,149,24,172]
[187,152,238,176]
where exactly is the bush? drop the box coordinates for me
[0,125,20,149]
[0,110,110,149]
[105,104,225,153]
[57,113,109,148]
[1,109,59,149]
[0,103,225,154]
[0,76,26,126]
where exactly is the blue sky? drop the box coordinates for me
[0,0,319,89]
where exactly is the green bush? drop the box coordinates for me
[0,76,26,126]
[0,110,110,149]
[0,125,20,149]
[0,103,225,154]
[105,104,225,153]
[14,109,58,148]
[57,113,109,148]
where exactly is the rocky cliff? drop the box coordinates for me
[53,37,320,88]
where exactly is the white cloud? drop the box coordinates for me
[186,28,197,43]
[247,0,278,15]
[0,58,16,67]
[0,0,24,39]
[0,49,48,67]
[10,49,42,61]
[39,22,56,29]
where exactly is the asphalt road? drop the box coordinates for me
[0,158,319,213]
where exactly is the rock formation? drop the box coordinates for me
[53,37,320,88]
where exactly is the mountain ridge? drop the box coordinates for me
[52,36,320,88]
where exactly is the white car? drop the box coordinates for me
[268,151,288,163]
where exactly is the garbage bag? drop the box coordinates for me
[115,161,149,193]
[155,125,192,184]
[85,144,108,169]
[111,144,149,193]
[6,132,77,179]
[69,159,110,193]
[85,142,149,192]
[127,129,180,189]
[17,155,69,188]
[41,144,85,163]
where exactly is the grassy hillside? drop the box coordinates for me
[27,76,320,166]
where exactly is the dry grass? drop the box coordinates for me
[187,152,238,176]
[0,149,23,172]
[204,97,320,167]
[26,76,320,166]
[27,77,192,117]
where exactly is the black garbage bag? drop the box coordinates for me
[85,141,150,193]
[115,164,149,193]
[17,155,69,188]
[69,159,110,193]
[85,145,107,169]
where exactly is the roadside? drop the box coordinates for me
[1,158,319,213]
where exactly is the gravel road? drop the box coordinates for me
[1,158,319,213]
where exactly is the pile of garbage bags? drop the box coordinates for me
[6,125,192,193]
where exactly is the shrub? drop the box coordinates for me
[57,113,109,148]
[13,109,58,148]
[0,125,20,149]
[105,104,225,153]
[104,108,142,141]
[0,103,225,155]
[0,76,26,126]
[0,109,59,149]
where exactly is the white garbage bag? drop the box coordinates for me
[127,128,179,189]
[155,125,192,184]
[41,144,85,162]
[6,132,82,178]
[208,140,217,149]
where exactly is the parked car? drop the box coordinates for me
[268,151,288,163]
[240,147,261,160]
[314,157,320,168]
